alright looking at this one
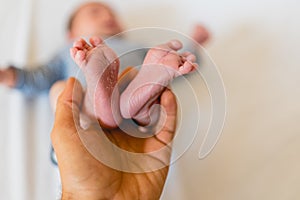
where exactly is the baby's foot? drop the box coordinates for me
[70,36,120,128]
[120,40,197,125]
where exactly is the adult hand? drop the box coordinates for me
[51,78,177,200]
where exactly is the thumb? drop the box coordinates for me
[52,78,84,140]
[0,70,3,81]
[156,89,177,143]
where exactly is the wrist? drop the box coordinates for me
[61,194,100,200]
[61,190,104,200]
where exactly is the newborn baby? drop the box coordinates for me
[66,36,197,128]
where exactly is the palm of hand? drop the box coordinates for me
[51,79,177,200]
[60,127,172,200]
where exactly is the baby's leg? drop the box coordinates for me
[70,36,121,128]
[120,40,197,125]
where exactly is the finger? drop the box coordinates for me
[51,78,84,142]
[156,89,177,143]
[49,81,67,112]
[117,66,138,92]
[0,70,3,81]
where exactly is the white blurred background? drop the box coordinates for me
[0,0,300,199]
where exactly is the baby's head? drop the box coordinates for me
[67,1,123,40]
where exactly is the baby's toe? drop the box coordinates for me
[89,36,103,47]
[181,52,196,63]
[191,63,198,72]
[73,39,85,49]
[187,54,196,63]
[74,50,86,66]
[165,39,183,51]
[179,61,197,74]
[155,40,183,53]
[73,38,92,50]
[70,48,77,60]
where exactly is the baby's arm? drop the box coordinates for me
[1,54,66,96]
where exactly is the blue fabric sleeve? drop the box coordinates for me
[13,53,67,96]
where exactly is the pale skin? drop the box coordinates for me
[67,2,123,39]
[68,35,197,128]
[120,39,197,125]
[51,78,177,200]
[70,36,121,128]
[0,3,208,197]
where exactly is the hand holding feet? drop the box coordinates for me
[70,37,197,129]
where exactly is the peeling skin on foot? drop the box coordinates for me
[70,36,197,129]
[71,36,121,128]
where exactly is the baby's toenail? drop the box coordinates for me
[171,40,182,49]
